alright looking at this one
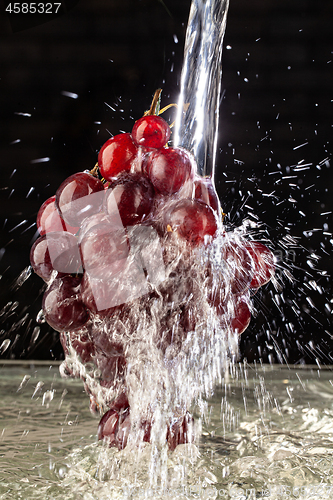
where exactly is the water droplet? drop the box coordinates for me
[31,326,40,344]
[61,91,78,99]
[0,339,11,354]
[17,375,31,392]
[36,309,46,323]
[30,157,50,164]
[42,389,54,407]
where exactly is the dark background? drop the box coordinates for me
[0,0,332,363]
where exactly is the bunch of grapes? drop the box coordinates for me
[30,91,275,450]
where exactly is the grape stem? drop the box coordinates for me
[90,163,99,177]
[145,88,162,116]
[159,103,178,129]
[144,89,179,128]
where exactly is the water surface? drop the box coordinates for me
[1,362,333,499]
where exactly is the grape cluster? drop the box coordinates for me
[30,98,275,450]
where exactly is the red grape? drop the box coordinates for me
[116,412,131,449]
[81,272,117,316]
[245,241,275,288]
[98,409,119,446]
[96,352,126,386]
[81,270,139,318]
[104,173,154,226]
[68,331,95,364]
[37,196,78,236]
[93,331,124,359]
[168,199,218,246]
[42,276,89,332]
[104,408,130,449]
[81,266,147,318]
[78,213,113,244]
[56,172,104,227]
[110,393,129,412]
[134,412,194,450]
[179,303,197,334]
[30,231,82,282]
[206,273,229,313]
[98,401,194,451]
[98,393,129,447]
[231,295,251,334]
[79,218,129,280]
[98,133,138,181]
[167,412,194,451]
[81,235,156,310]
[131,115,171,149]
[127,224,166,290]
[145,147,194,195]
[194,176,220,214]
[222,240,254,294]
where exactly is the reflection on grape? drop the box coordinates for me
[30,231,82,281]
[104,172,154,226]
[145,147,194,195]
[98,133,138,180]
[168,199,218,246]
[131,115,171,149]
[56,172,104,226]
[37,195,78,236]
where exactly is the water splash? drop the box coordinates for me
[3,365,333,499]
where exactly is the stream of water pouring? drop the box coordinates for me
[174,0,229,179]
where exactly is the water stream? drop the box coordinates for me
[174,0,229,179]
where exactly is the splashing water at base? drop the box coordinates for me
[2,363,333,499]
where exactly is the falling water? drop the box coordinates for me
[174,0,229,179]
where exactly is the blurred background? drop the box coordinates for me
[0,0,332,363]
